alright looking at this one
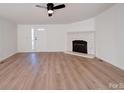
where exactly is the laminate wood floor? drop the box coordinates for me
[0,52,124,90]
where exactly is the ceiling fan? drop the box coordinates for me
[35,3,65,17]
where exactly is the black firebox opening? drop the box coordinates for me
[72,40,87,54]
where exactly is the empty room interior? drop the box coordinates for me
[0,3,124,90]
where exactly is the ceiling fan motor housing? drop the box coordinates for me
[47,3,54,10]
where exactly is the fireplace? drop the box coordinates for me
[72,40,87,54]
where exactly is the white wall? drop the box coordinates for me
[0,17,17,61]
[95,4,124,70]
[17,24,67,52]
[17,18,95,52]
[67,18,95,32]
[17,25,32,52]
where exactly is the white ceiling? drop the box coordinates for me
[0,3,114,24]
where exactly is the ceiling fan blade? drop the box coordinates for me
[35,5,47,9]
[53,4,65,9]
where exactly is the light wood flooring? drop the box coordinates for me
[0,52,124,90]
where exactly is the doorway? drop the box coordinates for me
[31,28,47,52]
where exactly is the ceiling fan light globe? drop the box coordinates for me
[48,10,53,14]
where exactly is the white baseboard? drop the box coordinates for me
[0,52,17,62]
[17,51,64,53]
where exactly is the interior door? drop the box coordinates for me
[32,29,47,52]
